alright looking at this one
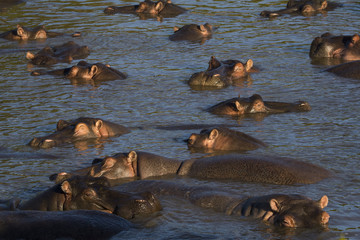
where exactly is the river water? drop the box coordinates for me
[0,0,359,239]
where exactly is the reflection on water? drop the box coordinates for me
[0,0,359,239]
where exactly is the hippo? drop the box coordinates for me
[0,210,132,240]
[51,151,331,185]
[29,117,130,149]
[104,0,187,20]
[31,61,127,83]
[325,60,360,80]
[186,127,266,152]
[310,33,360,61]
[1,0,25,12]
[188,56,258,88]
[26,41,90,66]
[260,0,339,18]
[169,23,213,44]
[207,94,311,116]
[2,176,161,219]
[117,180,330,228]
[0,25,80,41]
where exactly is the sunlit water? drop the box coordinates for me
[0,0,359,239]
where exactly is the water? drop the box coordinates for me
[0,0,359,239]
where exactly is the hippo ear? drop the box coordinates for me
[26,52,35,60]
[60,181,72,195]
[235,101,245,112]
[127,151,138,164]
[209,129,219,140]
[208,56,221,70]
[16,25,26,37]
[269,199,281,212]
[95,120,103,131]
[244,59,253,72]
[318,195,328,209]
[352,34,360,44]
[173,26,179,32]
[74,123,90,137]
[56,120,70,131]
[102,157,117,169]
[320,0,328,9]
[90,65,98,76]
[199,24,207,32]
[155,1,164,12]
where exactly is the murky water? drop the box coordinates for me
[0,0,359,239]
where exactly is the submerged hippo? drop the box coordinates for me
[0,25,80,41]
[325,60,360,80]
[104,0,187,20]
[0,210,132,240]
[26,41,90,66]
[117,180,330,228]
[310,33,360,61]
[169,23,213,44]
[31,61,127,83]
[207,94,311,116]
[188,56,257,88]
[186,127,266,152]
[2,176,161,219]
[51,151,331,185]
[260,0,339,18]
[29,117,130,149]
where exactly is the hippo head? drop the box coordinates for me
[29,118,110,148]
[65,61,100,81]
[65,61,126,81]
[197,23,213,37]
[208,56,254,78]
[62,176,162,219]
[136,0,166,15]
[268,195,330,228]
[88,151,138,179]
[300,0,328,14]
[187,128,219,150]
[228,94,266,114]
[310,33,360,61]
[26,46,72,66]
[188,71,226,88]
[16,25,47,40]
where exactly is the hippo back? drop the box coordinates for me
[178,154,331,185]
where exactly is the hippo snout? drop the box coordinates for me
[104,6,116,14]
[29,137,56,148]
[296,101,311,111]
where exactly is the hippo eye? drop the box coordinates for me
[83,189,96,198]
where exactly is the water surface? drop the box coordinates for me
[0,0,359,239]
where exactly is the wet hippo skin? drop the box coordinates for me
[188,56,258,88]
[207,94,311,116]
[186,127,266,152]
[117,180,330,228]
[26,41,90,66]
[2,176,161,219]
[0,210,132,240]
[104,0,187,19]
[29,117,130,149]
[51,151,331,185]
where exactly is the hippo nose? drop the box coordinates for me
[29,138,55,148]
[321,212,330,225]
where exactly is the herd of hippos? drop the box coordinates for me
[0,0,358,239]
